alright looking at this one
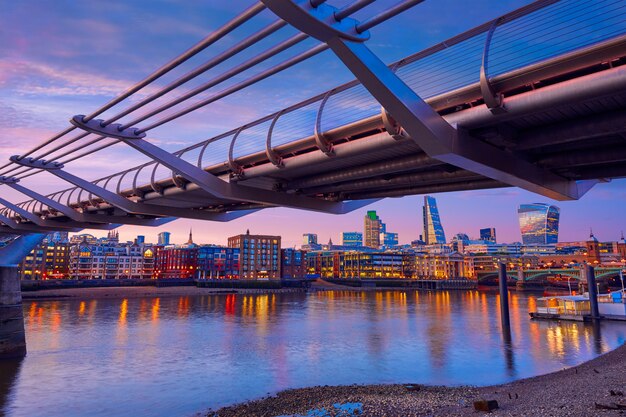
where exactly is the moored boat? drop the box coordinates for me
[530,290,626,322]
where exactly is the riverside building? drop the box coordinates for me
[281,248,307,279]
[414,253,474,279]
[228,230,281,279]
[197,245,240,279]
[306,251,412,279]
[69,233,155,280]
[305,251,475,280]
[18,237,70,280]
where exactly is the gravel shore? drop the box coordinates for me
[209,343,626,417]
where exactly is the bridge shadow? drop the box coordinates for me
[0,359,22,415]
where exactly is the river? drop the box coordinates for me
[1,290,624,417]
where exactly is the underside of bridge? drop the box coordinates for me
[0,0,624,236]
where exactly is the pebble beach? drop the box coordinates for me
[209,342,626,417]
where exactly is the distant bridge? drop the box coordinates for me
[477,267,624,283]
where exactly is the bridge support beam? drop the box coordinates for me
[0,266,26,359]
[498,263,511,329]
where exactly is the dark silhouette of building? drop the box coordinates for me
[479,227,497,242]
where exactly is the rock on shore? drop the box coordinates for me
[209,343,625,417]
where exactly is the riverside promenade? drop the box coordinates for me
[210,343,626,417]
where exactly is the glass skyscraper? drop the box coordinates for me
[423,196,446,245]
[479,228,496,242]
[517,203,560,244]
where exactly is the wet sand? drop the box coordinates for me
[209,343,626,416]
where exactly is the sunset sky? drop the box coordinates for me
[1,0,625,248]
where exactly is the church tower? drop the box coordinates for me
[586,229,601,264]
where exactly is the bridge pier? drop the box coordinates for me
[0,266,26,359]
[585,265,601,319]
[0,234,45,360]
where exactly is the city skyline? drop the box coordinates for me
[69,190,626,248]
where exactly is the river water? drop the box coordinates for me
[1,290,624,417]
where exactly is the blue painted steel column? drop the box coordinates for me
[585,265,601,319]
[498,263,511,329]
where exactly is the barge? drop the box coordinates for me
[530,291,626,322]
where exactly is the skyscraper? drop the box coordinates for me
[517,203,560,244]
[479,228,496,243]
[423,196,446,245]
[157,231,171,246]
[364,210,381,248]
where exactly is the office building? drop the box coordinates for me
[306,251,413,279]
[342,232,363,247]
[197,245,240,279]
[302,234,318,246]
[381,232,399,247]
[479,228,496,243]
[423,196,446,245]
[136,235,145,244]
[157,231,171,246]
[281,248,307,279]
[228,230,281,279]
[364,210,381,248]
[518,203,560,244]
[415,253,473,279]
[155,246,198,279]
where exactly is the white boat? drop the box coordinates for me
[530,290,625,321]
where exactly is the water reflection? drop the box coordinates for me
[501,324,516,378]
[4,291,624,417]
[0,360,22,415]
